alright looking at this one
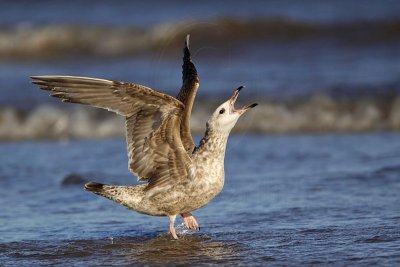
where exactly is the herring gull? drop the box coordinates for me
[31,35,257,239]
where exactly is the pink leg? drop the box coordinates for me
[169,215,178,240]
[181,212,200,231]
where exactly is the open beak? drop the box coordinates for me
[229,86,258,114]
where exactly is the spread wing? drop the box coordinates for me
[31,75,192,191]
[176,35,199,153]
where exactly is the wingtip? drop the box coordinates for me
[30,76,41,82]
[249,103,258,108]
[185,34,190,48]
[237,85,245,92]
[30,75,51,83]
[30,75,47,80]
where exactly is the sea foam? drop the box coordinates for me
[1,95,399,140]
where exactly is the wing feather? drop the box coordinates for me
[176,35,199,153]
[31,75,192,191]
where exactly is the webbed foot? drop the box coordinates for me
[181,212,200,231]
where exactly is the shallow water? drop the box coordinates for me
[1,0,400,108]
[1,134,399,265]
[2,0,400,25]
[1,1,400,140]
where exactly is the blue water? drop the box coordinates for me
[1,0,400,107]
[1,134,399,265]
[1,1,400,265]
[2,0,400,26]
[2,41,400,108]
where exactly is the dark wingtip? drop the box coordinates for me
[248,103,258,108]
[236,85,245,92]
[84,181,105,193]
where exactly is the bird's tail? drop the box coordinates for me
[84,181,147,213]
[84,181,105,194]
[84,181,125,201]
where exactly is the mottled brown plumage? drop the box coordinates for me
[31,35,257,239]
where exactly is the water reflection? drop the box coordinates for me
[121,234,242,265]
[3,234,243,265]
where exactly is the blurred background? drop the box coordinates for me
[1,0,400,139]
[1,1,400,265]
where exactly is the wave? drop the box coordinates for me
[1,94,400,140]
[1,17,400,60]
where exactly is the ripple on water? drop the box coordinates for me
[1,134,400,265]
[355,235,399,244]
[1,235,246,266]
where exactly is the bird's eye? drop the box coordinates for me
[219,108,225,114]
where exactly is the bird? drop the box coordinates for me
[31,35,257,239]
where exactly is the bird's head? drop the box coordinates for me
[207,86,257,134]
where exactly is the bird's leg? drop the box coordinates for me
[181,212,200,231]
[169,215,178,240]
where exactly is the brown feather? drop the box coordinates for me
[31,75,192,192]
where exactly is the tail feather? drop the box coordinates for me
[84,181,150,214]
[84,181,105,193]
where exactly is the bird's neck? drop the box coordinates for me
[195,126,230,160]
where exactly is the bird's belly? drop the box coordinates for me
[172,174,225,214]
[143,174,224,215]
[191,178,224,208]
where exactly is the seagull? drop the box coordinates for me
[31,35,257,239]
